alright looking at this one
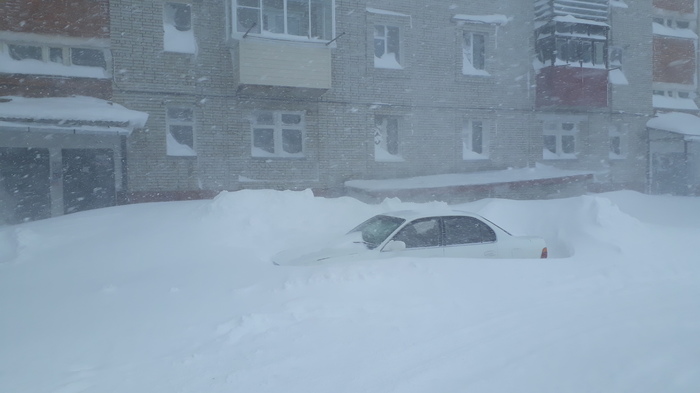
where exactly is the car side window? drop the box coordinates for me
[392,218,441,248]
[443,216,496,245]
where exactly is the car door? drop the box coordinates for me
[442,216,499,258]
[385,217,444,258]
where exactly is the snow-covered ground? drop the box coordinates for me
[1,190,699,393]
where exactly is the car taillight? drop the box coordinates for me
[540,247,548,259]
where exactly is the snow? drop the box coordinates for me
[608,68,629,85]
[652,95,699,111]
[374,51,403,69]
[1,189,699,393]
[346,164,591,191]
[163,23,197,54]
[610,0,628,7]
[647,111,700,138]
[552,15,610,27]
[452,14,511,26]
[0,96,149,135]
[652,22,699,39]
[366,7,411,18]
[166,131,197,156]
[0,48,109,79]
[374,145,405,162]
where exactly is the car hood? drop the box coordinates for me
[272,234,371,266]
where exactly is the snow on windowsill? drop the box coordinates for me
[374,146,404,162]
[647,112,700,138]
[610,0,628,8]
[374,53,403,70]
[609,69,629,85]
[609,152,627,160]
[462,61,490,77]
[653,95,699,111]
[552,15,609,27]
[366,7,411,18]
[163,23,197,54]
[166,132,196,157]
[462,147,489,161]
[452,14,511,26]
[0,51,109,79]
[652,23,698,39]
[543,148,577,160]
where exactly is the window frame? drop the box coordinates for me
[462,31,487,75]
[443,216,497,246]
[4,42,107,69]
[374,24,402,69]
[391,217,442,249]
[543,120,579,160]
[166,106,197,157]
[373,115,402,161]
[462,119,489,160]
[609,124,628,160]
[231,0,335,43]
[250,110,306,159]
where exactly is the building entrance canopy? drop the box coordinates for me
[0,95,148,135]
[647,111,700,141]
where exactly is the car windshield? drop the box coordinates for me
[348,215,405,249]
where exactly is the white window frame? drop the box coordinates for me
[374,116,403,162]
[374,24,402,69]
[164,2,197,54]
[543,120,578,160]
[166,106,197,157]
[462,119,489,160]
[3,42,107,69]
[250,111,306,158]
[231,0,335,43]
[609,124,628,160]
[462,31,488,76]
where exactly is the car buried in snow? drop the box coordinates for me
[272,210,548,266]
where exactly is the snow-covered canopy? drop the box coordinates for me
[0,95,149,136]
[345,164,593,191]
[452,14,511,26]
[647,111,700,140]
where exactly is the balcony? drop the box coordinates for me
[536,65,608,108]
[234,39,331,98]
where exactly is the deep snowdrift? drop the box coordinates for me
[1,190,699,393]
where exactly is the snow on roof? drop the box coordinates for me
[553,15,609,27]
[452,14,511,26]
[647,112,700,138]
[652,22,699,39]
[0,96,149,135]
[653,95,699,111]
[345,164,593,191]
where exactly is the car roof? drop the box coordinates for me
[379,209,482,221]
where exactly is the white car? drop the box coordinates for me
[273,210,548,266]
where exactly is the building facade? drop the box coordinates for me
[4,0,694,222]
[0,0,147,224]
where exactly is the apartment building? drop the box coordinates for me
[2,0,677,222]
[0,0,147,223]
[646,0,700,195]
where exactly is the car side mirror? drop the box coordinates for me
[382,240,406,252]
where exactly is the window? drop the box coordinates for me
[5,43,106,69]
[443,216,496,245]
[374,116,401,161]
[251,111,305,158]
[535,22,608,67]
[462,119,488,160]
[8,44,42,61]
[166,107,196,157]
[70,48,106,68]
[543,121,578,159]
[164,3,196,53]
[234,0,333,41]
[609,124,628,160]
[374,25,401,69]
[463,32,486,75]
[348,214,405,250]
[392,218,441,249]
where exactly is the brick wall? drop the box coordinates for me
[0,0,109,38]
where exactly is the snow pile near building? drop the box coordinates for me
[1,190,699,393]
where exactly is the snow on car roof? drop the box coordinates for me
[380,209,481,221]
